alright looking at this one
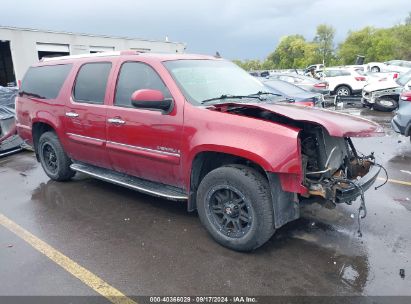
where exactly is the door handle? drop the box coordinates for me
[65,112,79,118]
[107,117,126,125]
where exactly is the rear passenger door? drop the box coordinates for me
[64,62,112,168]
[106,61,183,187]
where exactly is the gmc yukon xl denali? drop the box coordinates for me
[16,51,383,251]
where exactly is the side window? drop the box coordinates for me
[20,64,72,99]
[73,62,112,104]
[325,70,336,77]
[114,62,171,107]
[339,70,351,76]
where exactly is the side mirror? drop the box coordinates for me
[131,89,173,113]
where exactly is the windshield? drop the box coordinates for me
[397,70,411,86]
[163,59,268,105]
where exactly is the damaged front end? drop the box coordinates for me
[299,126,381,208]
[0,105,24,157]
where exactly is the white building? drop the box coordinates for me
[0,26,186,86]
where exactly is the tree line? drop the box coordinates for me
[233,13,411,71]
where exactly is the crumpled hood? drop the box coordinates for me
[213,102,384,138]
[363,79,400,92]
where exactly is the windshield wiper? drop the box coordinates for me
[200,91,281,104]
[249,91,282,98]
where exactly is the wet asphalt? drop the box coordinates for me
[0,105,410,298]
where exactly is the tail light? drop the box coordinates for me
[393,73,399,79]
[355,76,366,81]
[296,101,314,107]
[18,80,21,89]
[314,82,328,89]
[400,91,411,101]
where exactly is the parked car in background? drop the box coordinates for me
[268,73,330,95]
[0,86,24,157]
[362,70,411,112]
[249,70,270,77]
[321,68,367,96]
[391,90,411,142]
[262,79,324,107]
[304,64,324,74]
[365,71,399,83]
[366,60,411,74]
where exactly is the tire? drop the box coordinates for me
[370,66,380,73]
[372,97,398,112]
[335,85,351,96]
[38,131,75,181]
[196,165,275,251]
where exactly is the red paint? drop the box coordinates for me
[131,89,164,102]
[400,91,411,102]
[295,101,314,107]
[212,102,384,138]
[15,52,383,197]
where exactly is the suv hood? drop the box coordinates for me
[212,102,384,138]
[364,79,400,92]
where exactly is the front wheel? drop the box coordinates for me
[38,131,75,181]
[373,97,398,112]
[196,165,275,251]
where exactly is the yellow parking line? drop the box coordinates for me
[0,213,137,304]
[378,177,411,187]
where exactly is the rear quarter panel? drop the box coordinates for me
[16,62,77,149]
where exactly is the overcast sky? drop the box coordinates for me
[1,0,410,60]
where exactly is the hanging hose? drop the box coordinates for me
[341,179,366,237]
[374,163,388,190]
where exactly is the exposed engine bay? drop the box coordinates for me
[214,104,382,209]
[299,125,375,206]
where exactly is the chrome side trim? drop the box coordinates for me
[70,164,188,200]
[107,141,180,157]
[0,147,23,158]
[66,133,105,142]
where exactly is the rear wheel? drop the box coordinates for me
[370,66,380,73]
[373,97,398,112]
[38,132,75,181]
[335,85,351,96]
[196,165,275,251]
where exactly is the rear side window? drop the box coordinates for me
[339,70,351,76]
[20,64,72,99]
[114,62,171,107]
[73,62,112,104]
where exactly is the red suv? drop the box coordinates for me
[16,51,383,251]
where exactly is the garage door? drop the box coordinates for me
[89,46,115,53]
[36,43,70,52]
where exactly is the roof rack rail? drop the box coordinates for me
[41,50,140,62]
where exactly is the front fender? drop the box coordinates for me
[182,106,304,193]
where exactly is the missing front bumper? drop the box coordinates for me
[335,164,381,203]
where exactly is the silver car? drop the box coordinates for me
[268,73,330,95]
[392,90,411,142]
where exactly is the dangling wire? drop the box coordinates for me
[374,163,388,190]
